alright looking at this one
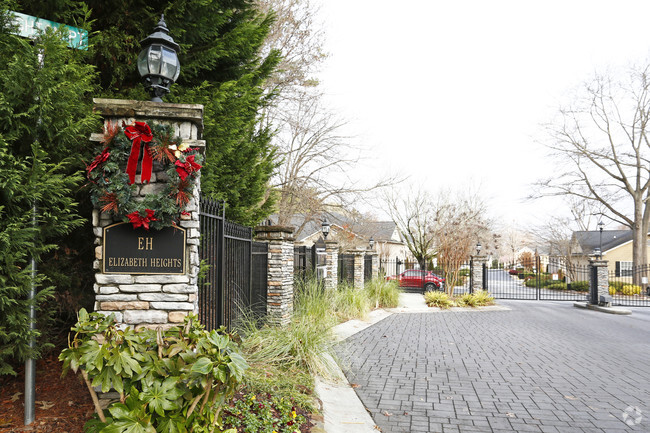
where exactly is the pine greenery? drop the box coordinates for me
[0,5,99,374]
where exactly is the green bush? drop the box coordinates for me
[59,310,246,433]
[569,281,589,292]
[456,293,478,307]
[609,281,625,290]
[471,290,495,306]
[424,291,454,309]
[546,282,567,290]
[458,269,470,277]
[223,393,306,433]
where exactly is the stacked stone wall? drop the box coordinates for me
[91,99,204,329]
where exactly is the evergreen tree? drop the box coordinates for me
[20,0,282,225]
[0,4,99,374]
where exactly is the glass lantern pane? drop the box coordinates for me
[160,46,179,81]
[137,48,150,76]
[148,45,162,75]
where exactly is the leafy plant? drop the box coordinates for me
[456,293,478,307]
[424,291,454,309]
[569,281,589,292]
[333,283,370,320]
[621,284,642,295]
[222,393,306,433]
[471,290,495,306]
[59,309,246,433]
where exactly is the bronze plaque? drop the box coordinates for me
[103,222,186,274]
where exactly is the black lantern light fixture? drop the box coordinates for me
[138,15,180,102]
[476,241,482,255]
[597,221,605,259]
[321,217,331,240]
[369,236,375,249]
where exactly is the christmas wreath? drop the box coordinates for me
[87,121,203,230]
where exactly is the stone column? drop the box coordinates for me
[324,240,339,290]
[471,255,487,292]
[91,99,205,330]
[349,249,365,289]
[254,226,294,326]
[589,259,609,304]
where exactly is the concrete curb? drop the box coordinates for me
[573,301,632,315]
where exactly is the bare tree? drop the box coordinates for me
[384,188,436,267]
[538,62,650,268]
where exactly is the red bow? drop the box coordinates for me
[126,209,157,230]
[87,147,110,178]
[124,122,154,185]
[175,155,202,181]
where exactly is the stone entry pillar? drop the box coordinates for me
[350,249,365,289]
[324,240,339,290]
[589,259,609,304]
[471,255,487,292]
[91,99,205,330]
[254,226,294,326]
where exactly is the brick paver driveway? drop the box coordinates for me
[337,301,650,433]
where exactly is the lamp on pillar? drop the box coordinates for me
[137,15,180,102]
[598,221,605,259]
[369,236,375,249]
[321,217,331,240]
[476,241,482,256]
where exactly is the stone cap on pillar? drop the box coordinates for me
[346,248,367,256]
[324,239,339,250]
[254,225,295,242]
[589,259,609,267]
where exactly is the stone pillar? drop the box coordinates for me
[254,226,294,326]
[350,249,365,289]
[471,255,487,292]
[366,250,379,282]
[324,240,339,290]
[91,99,205,330]
[589,259,609,304]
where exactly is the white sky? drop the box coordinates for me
[315,0,650,229]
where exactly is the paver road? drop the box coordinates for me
[337,301,650,432]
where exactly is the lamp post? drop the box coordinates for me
[369,236,375,249]
[137,15,180,102]
[321,217,330,240]
[476,241,482,256]
[598,221,605,259]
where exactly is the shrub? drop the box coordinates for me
[364,278,401,309]
[222,393,306,433]
[472,290,495,306]
[569,281,589,292]
[609,286,617,295]
[458,269,470,277]
[609,281,625,291]
[621,284,642,296]
[424,291,454,309]
[456,293,478,307]
[546,282,567,290]
[59,310,246,433]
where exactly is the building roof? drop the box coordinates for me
[572,230,633,254]
[268,213,400,243]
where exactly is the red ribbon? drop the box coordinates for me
[175,155,202,181]
[126,209,157,230]
[124,122,153,185]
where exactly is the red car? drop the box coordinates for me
[386,269,445,291]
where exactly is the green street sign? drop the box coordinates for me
[11,11,88,50]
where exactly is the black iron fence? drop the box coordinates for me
[379,259,449,292]
[364,255,372,282]
[198,197,268,330]
[338,254,355,285]
[608,264,650,307]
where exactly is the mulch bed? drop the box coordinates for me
[0,352,314,433]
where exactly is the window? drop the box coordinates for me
[615,261,633,277]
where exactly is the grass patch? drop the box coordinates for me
[364,278,401,309]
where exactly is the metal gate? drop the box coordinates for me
[198,197,268,330]
[338,254,355,285]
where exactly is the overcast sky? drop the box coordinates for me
[314,0,650,229]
